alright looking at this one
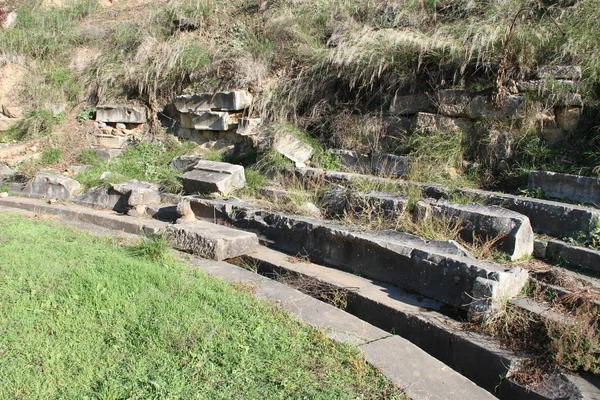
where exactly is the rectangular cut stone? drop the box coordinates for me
[528,170,600,206]
[165,220,258,260]
[272,132,314,166]
[417,199,534,261]
[411,112,471,135]
[545,239,600,274]
[389,93,435,115]
[371,153,409,177]
[94,134,128,149]
[217,208,527,312]
[96,105,147,123]
[537,65,582,80]
[182,160,246,195]
[329,149,371,172]
[174,90,252,112]
[180,111,235,131]
[436,90,524,120]
[458,188,600,237]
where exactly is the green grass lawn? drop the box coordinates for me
[0,213,404,400]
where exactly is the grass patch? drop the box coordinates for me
[0,213,404,399]
[2,109,65,142]
[76,140,194,193]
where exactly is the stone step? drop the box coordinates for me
[235,245,595,400]
[187,256,496,400]
[535,238,600,276]
[528,170,600,207]
[178,196,529,315]
[292,167,600,238]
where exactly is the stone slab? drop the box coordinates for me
[329,149,372,173]
[542,239,600,274]
[411,112,472,135]
[236,117,262,136]
[16,173,81,200]
[180,111,235,131]
[360,336,496,400]
[170,155,202,172]
[436,90,524,120]
[111,180,161,207]
[389,93,435,115]
[182,160,246,195]
[72,186,124,211]
[174,90,252,112]
[537,65,582,80]
[165,220,258,261]
[272,132,314,167]
[371,153,409,177]
[95,134,128,149]
[96,105,147,124]
[528,170,600,206]
[417,199,534,260]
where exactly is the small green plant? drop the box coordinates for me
[238,168,268,197]
[40,148,63,165]
[129,235,171,262]
[76,149,101,166]
[518,187,546,199]
[76,107,96,123]
[9,109,64,141]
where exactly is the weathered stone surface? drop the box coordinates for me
[528,170,600,206]
[550,93,583,107]
[170,155,202,172]
[537,238,600,274]
[182,160,245,195]
[411,112,472,135]
[516,79,576,94]
[94,134,128,149]
[437,90,524,120]
[111,180,161,207]
[416,199,534,261]
[329,149,371,172]
[227,208,527,311]
[0,8,17,30]
[537,65,582,80]
[272,132,314,167]
[236,117,262,136]
[165,220,258,260]
[371,153,409,177]
[360,335,497,400]
[458,187,600,237]
[174,90,252,112]
[389,93,435,115]
[72,185,124,210]
[321,185,350,217]
[96,105,147,123]
[180,111,235,131]
[19,173,81,200]
[349,191,409,217]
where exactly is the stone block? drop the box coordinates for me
[19,173,81,200]
[528,170,600,206]
[437,90,524,120]
[550,93,583,107]
[389,93,435,115]
[2,105,23,118]
[516,79,576,94]
[416,199,534,261]
[180,111,235,131]
[92,148,123,161]
[457,187,600,237]
[94,134,128,149]
[371,153,409,177]
[350,191,409,217]
[174,90,252,112]
[96,105,147,123]
[72,185,124,211]
[182,160,246,195]
[232,210,527,311]
[165,220,258,260]
[320,185,350,217]
[537,65,582,80]
[272,132,314,167]
[111,180,161,207]
[170,155,202,172]
[411,112,471,135]
[545,239,600,274]
[329,149,371,172]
